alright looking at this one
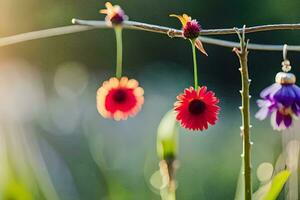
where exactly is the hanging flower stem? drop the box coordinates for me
[114,26,123,78]
[233,26,252,200]
[190,40,198,89]
[159,159,176,200]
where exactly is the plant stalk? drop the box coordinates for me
[190,40,198,90]
[159,159,176,200]
[115,26,123,78]
[234,28,252,200]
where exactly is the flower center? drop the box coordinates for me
[188,99,206,115]
[113,89,127,103]
[183,20,201,39]
[279,107,293,115]
[110,13,124,24]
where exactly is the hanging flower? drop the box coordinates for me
[174,86,220,131]
[170,14,207,56]
[100,2,128,25]
[97,77,144,121]
[256,72,300,130]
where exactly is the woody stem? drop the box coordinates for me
[234,29,252,200]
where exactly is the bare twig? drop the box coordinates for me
[1,19,300,52]
[0,25,94,47]
[71,19,300,51]
[73,19,300,36]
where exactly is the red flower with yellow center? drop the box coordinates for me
[100,2,128,25]
[97,77,144,121]
[170,14,207,56]
[174,86,220,131]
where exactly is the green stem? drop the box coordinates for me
[236,42,252,200]
[114,27,123,78]
[190,40,198,90]
[159,159,176,200]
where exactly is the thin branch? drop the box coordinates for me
[72,19,300,52]
[1,19,300,52]
[73,19,300,36]
[0,25,94,47]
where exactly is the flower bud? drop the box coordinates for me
[183,20,201,39]
[157,111,178,160]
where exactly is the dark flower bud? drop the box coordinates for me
[183,20,201,39]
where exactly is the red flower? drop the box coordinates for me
[174,86,220,131]
[97,77,144,120]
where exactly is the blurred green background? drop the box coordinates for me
[1,0,300,199]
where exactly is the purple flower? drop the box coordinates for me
[256,72,300,131]
[100,2,128,26]
[183,20,201,39]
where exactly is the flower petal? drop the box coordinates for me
[255,106,270,120]
[260,83,281,98]
[274,85,296,107]
[292,103,300,116]
[270,111,285,131]
[195,38,208,56]
[182,14,192,23]
[283,115,292,127]
[170,14,189,26]
[276,111,284,126]
[292,84,300,105]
